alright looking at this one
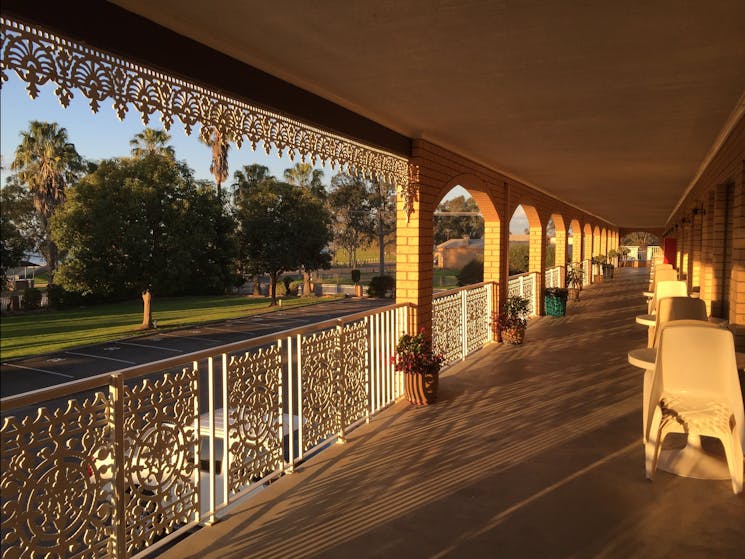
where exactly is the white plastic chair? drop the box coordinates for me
[645,322,745,494]
[648,263,674,291]
[648,279,687,315]
[642,300,710,442]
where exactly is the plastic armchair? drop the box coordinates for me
[648,263,674,291]
[641,300,709,442]
[648,278,687,315]
[645,322,745,494]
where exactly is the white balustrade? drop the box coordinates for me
[507,273,539,316]
[0,303,410,558]
[432,282,495,367]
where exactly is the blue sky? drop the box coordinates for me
[1,74,527,232]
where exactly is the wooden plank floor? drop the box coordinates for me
[159,267,744,559]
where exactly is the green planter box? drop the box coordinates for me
[544,288,568,317]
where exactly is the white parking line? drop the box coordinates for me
[2,362,75,379]
[160,333,223,343]
[66,352,136,364]
[117,341,183,353]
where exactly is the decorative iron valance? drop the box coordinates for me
[1,16,415,206]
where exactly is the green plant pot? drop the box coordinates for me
[544,295,567,317]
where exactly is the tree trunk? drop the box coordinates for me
[252,275,261,296]
[141,289,153,329]
[378,211,385,277]
[303,269,312,297]
[269,272,278,306]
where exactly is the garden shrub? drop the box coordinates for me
[457,259,483,286]
[368,275,395,297]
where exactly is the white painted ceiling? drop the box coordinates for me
[110,0,745,228]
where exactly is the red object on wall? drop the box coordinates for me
[662,237,677,265]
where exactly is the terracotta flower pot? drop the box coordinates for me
[404,369,439,405]
[501,326,525,345]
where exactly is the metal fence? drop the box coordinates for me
[431,282,495,367]
[0,304,410,559]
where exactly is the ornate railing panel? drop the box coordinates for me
[582,260,592,287]
[433,282,495,367]
[432,291,464,366]
[544,266,564,288]
[225,346,283,496]
[299,329,342,454]
[507,273,538,316]
[465,285,490,355]
[1,303,409,559]
[1,392,112,559]
[122,369,199,555]
[340,320,370,428]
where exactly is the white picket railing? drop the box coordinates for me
[507,272,539,317]
[432,282,495,367]
[0,304,410,559]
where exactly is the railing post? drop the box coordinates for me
[336,321,346,444]
[286,335,295,472]
[487,282,494,342]
[109,374,126,559]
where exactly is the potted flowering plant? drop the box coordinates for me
[491,295,530,345]
[394,329,444,405]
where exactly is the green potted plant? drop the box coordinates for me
[591,255,606,282]
[492,294,530,345]
[351,269,362,297]
[606,249,618,278]
[394,329,444,405]
[566,264,583,301]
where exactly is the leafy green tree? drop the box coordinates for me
[284,162,327,294]
[370,179,396,277]
[434,195,484,245]
[10,121,84,281]
[328,173,374,269]
[284,162,326,199]
[0,215,30,285]
[129,127,175,159]
[200,127,231,196]
[0,180,42,258]
[52,153,237,328]
[509,244,530,275]
[235,176,332,305]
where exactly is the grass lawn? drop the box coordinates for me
[0,294,342,359]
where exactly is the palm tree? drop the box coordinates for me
[200,127,231,196]
[284,163,326,199]
[129,127,175,159]
[11,121,83,281]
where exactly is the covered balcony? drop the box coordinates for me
[1,2,744,558]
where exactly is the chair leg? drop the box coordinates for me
[721,431,743,495]
[645,409,663,480]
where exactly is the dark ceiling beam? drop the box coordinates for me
[1,0,411,157]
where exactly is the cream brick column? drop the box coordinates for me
[553,216,567,274]
[700,190,715,316]
[730,165,745,349]
[528,219,545,314]
[690,212,703,289]
[583,225,593,263]
[709,183,729,318]
[395,179,434,334]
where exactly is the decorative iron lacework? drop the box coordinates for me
[226,346,283,494]
[432,293,463,366]
[1,393,113,559]
[340,320,369,426]
[0,17,414,201]
[122,369,199,555]
[300,328,342,452]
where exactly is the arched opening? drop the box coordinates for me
[593,226,601,258]
[433,185,484,290]
[600,228,608,259]
[620,231,662,266]
[508,205,530,276]
[568,219,582,264]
